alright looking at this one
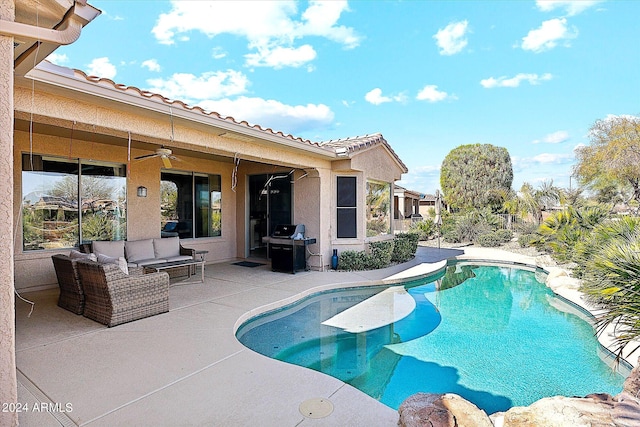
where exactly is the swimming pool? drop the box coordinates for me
[236,262,630,414]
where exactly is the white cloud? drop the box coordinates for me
[536,0,602,16]
[531,152,574,164]
[364,88,407,105]
[46,52,68,65]
[151,1,359,68]
[533,130,570,144]
[146,70,249,100]
[416,85,455,103]
[212,47,227,60]
[480,73,553,88]
[433,20,469,56]
[141,59,161,72]
[398,165,441,194]
[521,18,578,53]
[144,70,332,134]
[245,44,316,69]
[86,57,117,79]
[365,88,392,105]
[199,96,334,134]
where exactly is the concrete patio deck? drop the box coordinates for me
[14,245,632,426]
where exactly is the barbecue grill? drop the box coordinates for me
[268,224,316,274]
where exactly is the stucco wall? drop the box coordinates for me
[11,69,407,286]
[350,145,404,182]
[1,0,18,423]
[13,130,238,291]
[329,145,404,254]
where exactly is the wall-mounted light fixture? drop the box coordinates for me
[137,186,147,197]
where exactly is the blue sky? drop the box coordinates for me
[49,0,640,195]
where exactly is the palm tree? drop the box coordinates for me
[518,180,562,225]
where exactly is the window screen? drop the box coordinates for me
[337,176,357,238]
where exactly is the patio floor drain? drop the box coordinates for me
[299,398,334,419]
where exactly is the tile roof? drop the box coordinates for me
[70,65,325,149]
[38,62,408,171]
[319,133,408,172]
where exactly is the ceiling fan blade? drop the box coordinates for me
[134,153,158,160]
[161,156,172,168]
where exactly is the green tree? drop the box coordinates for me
[574,115,640,210]
[440,144,513,210]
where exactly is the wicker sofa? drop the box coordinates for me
[75,260,170,327]
[86,236,195,268]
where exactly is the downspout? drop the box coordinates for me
[0,1,98,44]
[0,1,100,70]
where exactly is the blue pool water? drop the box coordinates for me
[236,263,629,414]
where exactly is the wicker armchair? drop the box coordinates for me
[51,254,85,315]
[75,260,170,327]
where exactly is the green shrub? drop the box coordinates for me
[455,211,492,243]
[337,239,398,271]
[494,229,513,243]
[533,205,610,263]
[337,250,370,271]
[368,240,394,269]
[518,233,537,248]
[476,232,502,247]
[409,219,436,240]
[392,233,419,262]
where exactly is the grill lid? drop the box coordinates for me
[272,224,305,238]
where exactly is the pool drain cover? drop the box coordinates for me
[299,398,334,419]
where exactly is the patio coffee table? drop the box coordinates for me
[144,259,205,284]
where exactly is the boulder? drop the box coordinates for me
[621,359,640,396]
[398,393,493,427]
[502,394,615,427]
[614,360,640,427]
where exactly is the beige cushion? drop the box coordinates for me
[125,239,155,263]
[92,240,125,259]
[166,255,193,262]
[153,237,181,259]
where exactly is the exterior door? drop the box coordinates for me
[249,174,292,258]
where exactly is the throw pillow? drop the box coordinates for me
[118,257,129,275]
[97,254,128,275]
[69,249,97,262]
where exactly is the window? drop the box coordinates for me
[366,180,391,237]
[161,171,221,238]
[21,154,127,251]
[336,176,357,238]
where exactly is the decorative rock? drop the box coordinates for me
[545,267,569,281]
[622,359,640,396]
[534,255,556,268]
[398,393,493,427]
[398,358,640,426]
[502,394,615,427]
[615,360,640,427]
[613,393,640,427]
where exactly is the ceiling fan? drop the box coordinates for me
[134,147,177,168]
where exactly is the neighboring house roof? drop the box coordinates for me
[420,194,437,203]
[394,185,422,199]
[319,134,408,173]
